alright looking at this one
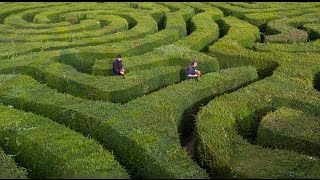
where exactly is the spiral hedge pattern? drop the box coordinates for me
[0,2,319,179]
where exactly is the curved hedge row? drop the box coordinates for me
[182,2,215,13]
[4,4,72,29]
[207,2,320,19]
[0,103,129,178]
[173,8,222,51]
[58,11,190,72]
[257,107,320,157]
[3,3,133,29]
[0,6,219,104]
[3,6,135,34]
[31,3,132,25]
[265,12,320,43]
[156,2,194,13]
[0,2,71,24]
[195,59,320,178]
[195,88,320,178]
[208,16,279,77]
[304,22,320,39]
[0,148,28,179]
[1,15,129,42]
[1,2,320,179]
[0,11,159,59]
[0,47,217,103]
[43,64,183,103]
[92,44,219,76]
[101,66,258,179]
[253,40,320,53]
[0,66,258,178]
[253,21,320,53]
[244,7,320,28]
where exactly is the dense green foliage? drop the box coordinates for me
[0,2,319,179]
[0,103,129,178]
[0,148,28,179]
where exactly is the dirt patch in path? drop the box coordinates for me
[182,133,195,159]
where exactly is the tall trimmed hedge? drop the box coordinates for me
[0,11,158,60]
[195,62,320,178]
[0,103,129,178]
[0,53,186,103]
[173,8,222,51]
[98,66,258,179]
[92,44,219,76]
[0,66,258,178]
[208,16,279,78]
[253,40,320,53]
[257,107,320,157]
[0,148,28,179]
[59,11,189,73]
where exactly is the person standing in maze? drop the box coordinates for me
[186,60,201,80]
[112,55,126,76]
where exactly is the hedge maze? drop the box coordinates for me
[0,2,319,179]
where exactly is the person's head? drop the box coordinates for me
[191,60,197,67]
[117,55,122,61]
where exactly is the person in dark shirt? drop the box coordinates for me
[112,55,125,76]
[186,60,201,80]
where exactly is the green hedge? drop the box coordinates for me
[3,2,320,179]
[243,7,320,28]
[92,44,219,76]
[195,86,320,178]
[0,72,121,135]
[228,2,277,9]
[4,3,129,29]
[265,18,308,44]
[256,107,320,157]
[0,103,129,179]
[207,2,295,19]
[131,3,170,31]
[59,12,188,73]
[173,8,222,51]
[0,3,193,62]
[208,2,319,19]
[0,2,70,24]
[304,22,320,40]
[4,6,69,29]
[0,52,186,103]
[253,40,320,53]
[230,139,320,178]
[182,2,214,13]
[156,2,194,14]
[42,63,183,103]
[2,10,144,36]
[0,15,128,42]
[265,12,320,43]
[208,16,279,77]
[3,8,131,34]
[207,16,320,80]
[207,2,258,18]
[0,66,258,178]
[101,66,257,179]
[195,62,320,178]
[32,3,131,24]
[0,11,158,59]
[219,16,260,49]
[0,148,28,179]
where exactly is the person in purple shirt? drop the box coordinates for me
[112,55,125,76]
[186,60,201,80]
